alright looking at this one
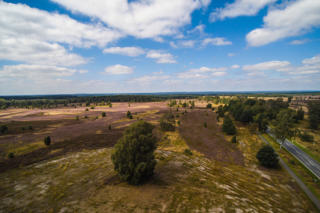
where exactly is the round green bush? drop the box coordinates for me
[256,145,279,168]
[44,136,51,146]
[111,121,157,185]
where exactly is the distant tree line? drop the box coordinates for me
[0,95,200,109]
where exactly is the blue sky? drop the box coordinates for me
[0,0,320,95]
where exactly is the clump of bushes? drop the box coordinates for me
[44,136,51,146]
[111,121,157,185]
[299,131,314,142]
[256,145,278,168]
[8,152,14,159]
[160,113,175,131]
[184,149,193,156]
[102,112,106,117]
[127,111,133,119]
[206,103,212,109]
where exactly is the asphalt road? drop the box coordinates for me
[266,129,320,180]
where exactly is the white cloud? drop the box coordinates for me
[243,61,291,72]
[51,0,210,39]
[180,40,196,48]
[103,47,145,57]
[228,53,235,57]
[202,37,232,46]
[0,64,78,80]
[146,50,176,64]
[170,41,178,48]
[231,64,240,69]
[0,38,87,66]
[0,1,122,66]
[243,55,320,75]
[290,39,310,45]
[131,75,170,84]
[246,0,320,46]
[104,64,134,75]
[188,24,206,35]
[210,0,276,21]
[178,66,227,79]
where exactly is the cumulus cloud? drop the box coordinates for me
[202,37,232,46]
[231,64,240,69]
[210,0,276,21]
[51,0,210,39]
[0,64,78,80]
[103,47,145,57]
[178,66,227,79]
[246,0,320,46]
[104,64,134,75]
[146,50,176,64]
[0,1,122,66]
[243,55,320,75]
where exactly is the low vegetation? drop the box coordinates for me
[256,145,279,168]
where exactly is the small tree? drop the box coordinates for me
[108,125,112,130]
[160,113,175,131]
[44,136,51,146]
[222,115,236,135]
[8,152,14,159]
[127,111,133,119]
[256,145,279,168]
[111,121,157,185]
[102,112,106,117]
[204,122,207,128]
[206,103,212,109]
[231,136,237,143]
[0,125,8,134]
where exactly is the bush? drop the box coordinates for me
[108,125,112,130]
[160,113,175,131]
[299,131,314,142]
[222,116,236,135]
[85,108,89,111]
[111,121,157,185]
[102,112,106,117]
[127,111,133,119]
[28,126,33,130]
[44,136,51,146]
[231,136,237,143]
[204,122,207,128]
[256,145,278,168]
[0,125,8,134]
[206,103,212,109]
[8,152,14,159]
[184,149,193,156]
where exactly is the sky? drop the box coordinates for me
[0,0,320,95]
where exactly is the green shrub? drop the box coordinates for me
[256,145,278,168]
[8,152,14,159]
[108,125,112,130]
[184,149,193,156]
[206,103,212,109]
[299,131,314,142]
[111,121,157,185]
[28,126,33,130]
[44,136,51,146]
[0,125,8,134]
[204,122,207,128]
[102,112,106,117]
[231,136,237,143]
[85,108,89,111]
[127,111,133,119]
[160,113,175,131]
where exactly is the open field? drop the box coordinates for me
[0,102,318,212]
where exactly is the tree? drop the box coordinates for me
[296,108,304,121]
[111,121,157,185]
[204,122,207,128]
[272,110,295,142]
[256,145,279,168]
[231,136,237,143]
[127,111,133,119]
[0,125,8,134]
[254,113,268,133]
[206,103,212,109]
[102,112,106,117]
[222,115,236,135]
[217,105,224,117]
[307,101,320,129]
[44,136,51,146]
